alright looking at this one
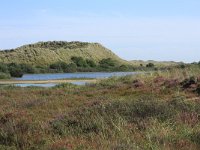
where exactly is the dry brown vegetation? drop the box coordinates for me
[1,66,200,149]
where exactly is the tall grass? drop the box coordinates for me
[0,66,200,149]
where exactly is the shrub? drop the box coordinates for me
[19,64,35,74]
[0,63,8,73]
[181,76,197,89]
[86,59,96,68]
[64,63,77,73]
[99,58,117,69]
[180,63,186,69]
[71,57,88,67]
[8,63,24,77]
[50,61,68,71]
[34,65,50,73]
[118,65,130,71]
[54,83,77,89]
[50,63,59,71]
[146,63,155,68]
[9,68,23,77]
[0,72,10,79]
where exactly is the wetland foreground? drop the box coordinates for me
[1,66,200,149]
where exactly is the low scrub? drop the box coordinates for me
[0,72,10,79]
[51,97,176,137]
[1,67,200,149]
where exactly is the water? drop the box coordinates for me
[15,72,137,81]
[15,81,88,87]
[13,72,138,87]
[15,83,57,88]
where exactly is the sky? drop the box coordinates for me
[0,0,200,62]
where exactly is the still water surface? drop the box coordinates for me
[15,81,88,87]
[14,72,138,87]
[15,72,137,80]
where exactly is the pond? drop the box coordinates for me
[14,81,88,87]
[14,72,138,80]
[12,72,138,87]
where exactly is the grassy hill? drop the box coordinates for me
[0,41,127,66]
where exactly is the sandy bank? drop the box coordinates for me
[0,79,97,84]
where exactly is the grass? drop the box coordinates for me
[0,41,126,66]
[0,65,200,149]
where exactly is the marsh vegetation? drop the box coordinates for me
[1,64,200,149]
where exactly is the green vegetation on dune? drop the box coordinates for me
[0,56,136,78]
[1,65,200,149]
[0,41,140,78]
[0,41,126,66]
[0,41,185,78]
[0,62,36,78]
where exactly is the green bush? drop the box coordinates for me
[0,63,8,73]
[0,72,10,79]
[54,83,77,89]
[50,61,68,71]
[0,63,37,77]
[71,57,88,67]
[146,63,155,68]
[64,63,77,73]
[9,68,23,78]
[19,64,35,74]
[50,62,78,73]
[8,63,24,77]
[179,63,186,69]
[99,58,117,68]
[86,59,96,67]
[118,65,129,71]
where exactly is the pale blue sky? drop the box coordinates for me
[0,0,200,62]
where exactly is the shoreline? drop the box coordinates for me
[0,79,97,84]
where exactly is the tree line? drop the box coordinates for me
[0,57,137,79]
[0,56,167,79]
